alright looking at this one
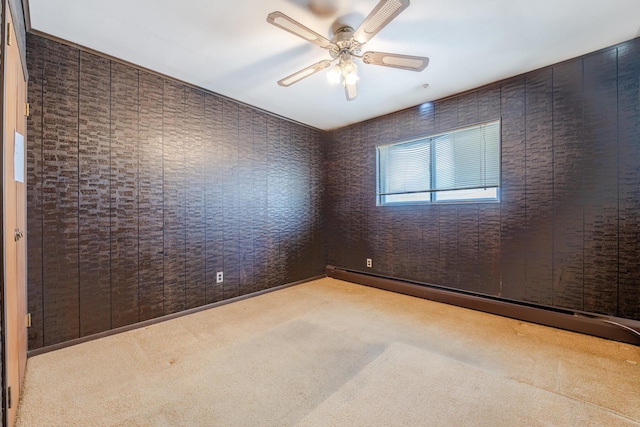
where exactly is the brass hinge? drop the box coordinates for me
[25,103,30,118]
[6,22,11,46]
[7,386,11,409]
[26,313,32,328]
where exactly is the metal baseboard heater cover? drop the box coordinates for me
[326,266,640,346]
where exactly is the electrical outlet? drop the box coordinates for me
[216,271,223,283]
[366,258,372,268]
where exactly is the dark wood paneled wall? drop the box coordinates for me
[25,32,640,350]
[617,41,640,318]
[327,39,640,321]
[26,34,326,350]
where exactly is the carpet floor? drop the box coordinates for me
[16,277,640,426]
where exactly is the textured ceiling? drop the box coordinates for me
[27,0,640,130]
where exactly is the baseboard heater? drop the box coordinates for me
[326,265,640,346]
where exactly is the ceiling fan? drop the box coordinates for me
[267,0,429,101]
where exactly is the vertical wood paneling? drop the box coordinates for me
[204,93,224,303]
[252,110,269,291]
[415,101,435,135]
[290,123,309,281]
[138,71,165,320]
[523,69,554,304]
[110,62,140,327]
[326,129,346,268]
[78,52,111,336]
[362,121,379,272]
[478,204,501,295]
[185,88,207,309]
[330,128,355,266]
[422,206,440,285]
[288,123,301,279]
[435,98,459,286]
[394,109,416,141]
[500,77,527,300]
[42,40,80,345]
[343,127,355,270]
[552,60,585,310]
[238,104,255,293]
[386,110,415,278]
[266,116,281,288]
[392,206,411,278]
[311,128,326,277]
[456,94,480,290]
[324,135,338,267]
[457,204,480,291]
[326,39,640,322]
[457,91,478,124]
[477,85,502,295]
[2,0,5,381]
[278,121,292,283]
[294,127,315,280]
[304,126,317,278]
[25,35,640,351]
[617,42,640,318]
[162,80,186,314]
[405,207,423,282]
[376,116,394,274]
[435,98,457,133]
[222,99,240,299]
[332,127,350,269]
[345,125,364,271]
[306,128,319,277]
[582,50,618,315]
[362,126,374,273]
[27,35,329,349]
[438,206,459,286]
[311,130,326,272]
[416,103,438,284]
[477,85,502,122]
[26,34,44,349]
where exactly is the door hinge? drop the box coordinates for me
[6,22,11,46]
[7,386,11,409]
[26,313,32,328]
[25,102,30,117]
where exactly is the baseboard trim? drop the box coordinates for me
[28,275,325,357]
[326,266,640,346]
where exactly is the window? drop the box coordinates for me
[377,120,500,205]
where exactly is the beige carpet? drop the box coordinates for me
[16,278,640,426]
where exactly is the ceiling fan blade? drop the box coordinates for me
[352,0,410,45]
[278,60,333,87]
[362,51,429,71]
[345,82,358,101]
[267,11,335,49]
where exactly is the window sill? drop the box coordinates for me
[377,199,500,207]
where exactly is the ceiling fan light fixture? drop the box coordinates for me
[327,55,359,87]
[327,64,342,84]
[268,0,427,100]
[342,60,357,75]
[344,72,359,87]
[343,61,359,86]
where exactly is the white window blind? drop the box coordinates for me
[378,139,431,203]
[377,120,500,204]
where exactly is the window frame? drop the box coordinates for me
[376,119,501,206]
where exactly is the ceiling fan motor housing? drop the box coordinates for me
[329,26,360,58]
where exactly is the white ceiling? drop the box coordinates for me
[27,0,640,131]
